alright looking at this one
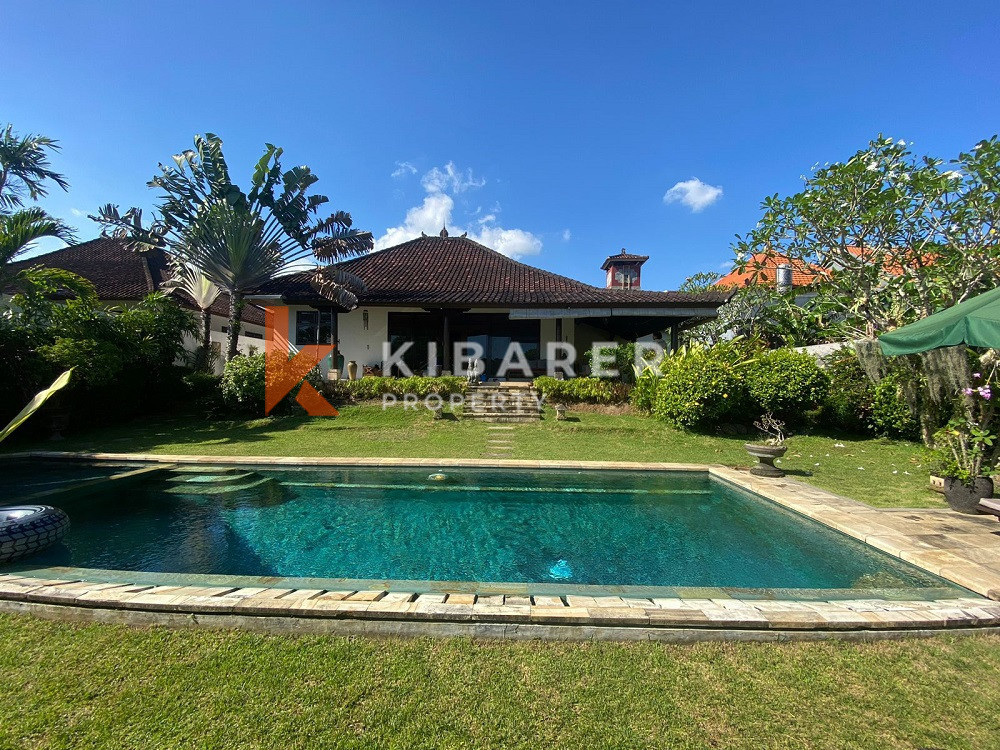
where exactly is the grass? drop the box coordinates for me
[9,404,945,509]
[0,615,997,749]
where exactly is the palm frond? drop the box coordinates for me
[0,124,70,211]
[309,265,366,309]
[0,207,76,268]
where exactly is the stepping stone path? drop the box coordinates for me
[483,425,516,458]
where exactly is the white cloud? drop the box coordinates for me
[391,161,417,178]
[561,228,572,242]
[421,161,486,194]
[374,162,542,259]
[70,208,87,217]
[663,177,723,212]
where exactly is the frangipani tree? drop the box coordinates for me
[734,135,1000,337]
[95,134,373,360]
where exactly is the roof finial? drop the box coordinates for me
[440,225,449,238]
[421,231,427,237]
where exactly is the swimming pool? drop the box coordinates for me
[3,462,963,598]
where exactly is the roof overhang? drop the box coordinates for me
[508,307,721,319]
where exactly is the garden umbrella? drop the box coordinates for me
[879,286,1000,356]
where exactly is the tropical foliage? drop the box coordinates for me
[734,135,1000,337]
[0,369,72,443]
[0,125,75,287]
[161,260,221,370]
[533,376,629,404]
[94,134,373,360]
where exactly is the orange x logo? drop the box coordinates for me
[264,307,339,417]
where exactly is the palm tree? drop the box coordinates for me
[161,260,221,369]
[0,124,70,212]
[95,134,373,360]
[0,125,75,287]
[0,208,76,287]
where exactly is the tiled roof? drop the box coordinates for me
[8,238,265,326]
[253,235,730,309]
[714,252,822,289]
[601,249,650,270]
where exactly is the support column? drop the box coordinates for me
[669,325,679,354]
[442,311,451,373]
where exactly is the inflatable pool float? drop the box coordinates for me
[0,505,70,563]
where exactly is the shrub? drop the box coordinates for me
[821,347,876,432]
[743,348,829,423]
[630,369,660,413]
[533,376,629,404]
[324,376,467,403]
[220,353,266,413]
[652,345,748,428]
[871,373,920,439]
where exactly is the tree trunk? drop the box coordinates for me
[200,307,213,370]
[226,291,245,362]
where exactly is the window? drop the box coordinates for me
[295,309,336,346]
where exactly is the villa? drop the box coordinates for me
[14,230,731,379]
[251,229,731,378]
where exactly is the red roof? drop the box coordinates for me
[714,252,822,289]
[254,235,730,309]
[8,238,265,326]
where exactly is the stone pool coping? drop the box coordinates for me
[2,451,1000,640]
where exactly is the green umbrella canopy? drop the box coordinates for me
[879,286,1000,356]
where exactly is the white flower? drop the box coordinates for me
[834,443,846,448]
[903,471,911,475]
[858,467,865,470]
[814,463,820,467]
[892,470,898,474]
[943,170,962,181]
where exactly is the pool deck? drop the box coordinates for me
[2,451,1000,641]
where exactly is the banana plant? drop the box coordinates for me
[0,369,72,444]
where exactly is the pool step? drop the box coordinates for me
[164,475,279,496]
[165,470,259,486]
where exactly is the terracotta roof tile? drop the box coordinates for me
[714,252,822,289]
[254,235,730,309]
[8,238,265,326]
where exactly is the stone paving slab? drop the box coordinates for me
[4,573,998,634]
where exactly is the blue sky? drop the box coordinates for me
[3,1,998,290]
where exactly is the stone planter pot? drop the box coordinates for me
[554,403,567,421]
[942,477,994,515]
[744,443,787,478]
[346,360,359,381]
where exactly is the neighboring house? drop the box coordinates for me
[714,251,821,292]
[6,238,267,372]
[250,228,731,379]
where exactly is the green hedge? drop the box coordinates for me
[325,376,467,402]
[533,376,629,404]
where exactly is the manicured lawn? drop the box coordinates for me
[9,404,944,509]
[0,614,996,749]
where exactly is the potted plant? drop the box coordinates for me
[934,419,995,513]
[932,372,997,513]
[745,413,787,477]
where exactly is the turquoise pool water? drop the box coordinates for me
[3,463,960,595]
